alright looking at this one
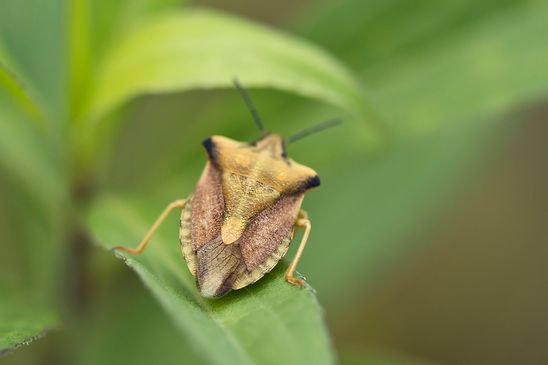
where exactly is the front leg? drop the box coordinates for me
[285,209,311,287]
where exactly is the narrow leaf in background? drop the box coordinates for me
[70,0,190,119]
[0,0,67,123]
[0,42,65,356]
[303,0,548,135]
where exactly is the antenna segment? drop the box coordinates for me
[233,78,266,133]
[287,118,342,144]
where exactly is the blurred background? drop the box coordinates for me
[1,0,547,364]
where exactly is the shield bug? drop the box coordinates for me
[114,80,340,298]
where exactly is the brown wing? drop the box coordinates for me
[230,194,303,290]
[180,189,303,297]
[238,194,302,270]
[189,162,224,251]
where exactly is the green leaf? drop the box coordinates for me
[370,1,548,136]
[0,71,65,217]
[303,0,548,135]
[85,8,374,130]
[0,299,58,354]
[0,63,45,126]
[86,194,335,365]
[88,0,187,57]
[70,0,188,119]
[0,176,63,354]
[0,59,65,356]
[0,0,67,122]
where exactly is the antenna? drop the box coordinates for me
[233,78,266,134]
[287,118,342,144]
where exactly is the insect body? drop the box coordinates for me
[114,80,339,298]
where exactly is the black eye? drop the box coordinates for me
[305,175,320,189]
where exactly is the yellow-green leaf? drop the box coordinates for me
[85,8,373,128]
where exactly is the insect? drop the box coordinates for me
[114,80,340,298]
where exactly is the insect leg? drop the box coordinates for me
[285,210,311,287]
[112,199,186,254]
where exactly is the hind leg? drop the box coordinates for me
[113,199,186,254]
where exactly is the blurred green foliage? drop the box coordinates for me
[1,0,547,364]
